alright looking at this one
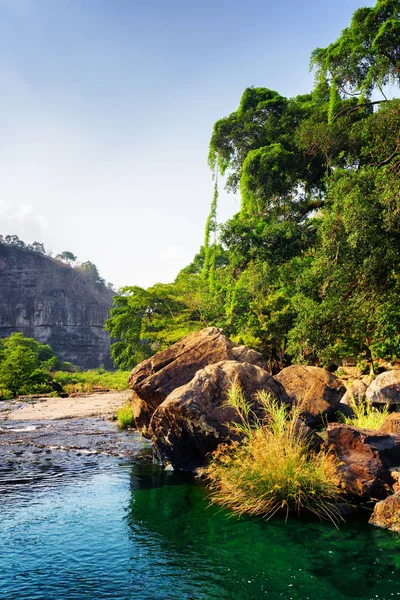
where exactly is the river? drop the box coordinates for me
[0,420,399,600]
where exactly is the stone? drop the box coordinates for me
[369,494,400,533]
[326,423,400,499]
[275,365,346,426]
[0,242,114,369]
[366,371,400,407]
[380,413,400,436]
[341,380,368,406]
[128,327,267,436]
[150,360,289,471]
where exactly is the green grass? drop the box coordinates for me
[342,396,389,430]
[53,369,130,395]
[206,382,343,525]
[116,402,135,429]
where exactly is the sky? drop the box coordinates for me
[0,0,377,289]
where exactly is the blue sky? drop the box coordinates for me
[0,0,376,288]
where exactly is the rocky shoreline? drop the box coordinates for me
[128,327,400,532]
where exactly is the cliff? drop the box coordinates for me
[0,243,114,369]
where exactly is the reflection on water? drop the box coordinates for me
[0,453,399,600]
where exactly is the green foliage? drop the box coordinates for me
[56,250,77,264]
[311,0,400,104]
[53,369,130,395]
[0,333,59,397]
[342,397,390,430]
[206,383,343,524]
[116,402,135,429]
[107,0,400,373]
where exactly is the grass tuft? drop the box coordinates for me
[342,396,389,430]
[206,382,343,525]
[116,402,135,429]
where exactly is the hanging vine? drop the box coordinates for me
[202,162,219,290]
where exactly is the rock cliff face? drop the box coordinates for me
[0,243,114,369]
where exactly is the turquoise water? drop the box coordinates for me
[1,453,400,600]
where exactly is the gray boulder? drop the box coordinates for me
[366,371,400,407]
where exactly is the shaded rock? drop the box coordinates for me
[380,413,400,436]
[341,380,368,406]
[293,419,324,452]
[326,423,400,499]
[336,402,354,419]
[369,494,400,532]
[129,327,267,436]
[366,371,400,407]
[275,365,346,427]
[150,360,289,471]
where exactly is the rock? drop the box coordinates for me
[380,413,400,436]
[366,371,400,407]
[326,423,400,499]
[0,242,114,369]
[275,365,346,426]
[369,494,400,532]
[129,327,267,436]
[150,360,289,471]
[341,380,368,406]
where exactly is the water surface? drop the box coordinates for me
[0,449,399,600]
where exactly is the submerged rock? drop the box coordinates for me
[369,493,400,532]
[275,365,345,426]
[150,360,289,471]
[326,423,400,499]
[128,327,267,436]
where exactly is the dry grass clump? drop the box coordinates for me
[343,396,389,430]
[206,382,343,525]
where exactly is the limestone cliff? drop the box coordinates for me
[0,243,114,369]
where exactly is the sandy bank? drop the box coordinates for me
[0,390,131,421]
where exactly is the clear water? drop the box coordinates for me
[1,452,400,600]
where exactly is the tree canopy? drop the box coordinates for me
[107,0,400,374]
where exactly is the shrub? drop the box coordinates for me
[206,382,343,525]
[342,397,389,430]
[116,402,135,429]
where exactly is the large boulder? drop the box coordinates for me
[366,371,400,407]
[128,327,267,436]
[326,423,400,499]
[275,365,346,426]
[150,360,289,471]
[369,494,400,533]
[341,380,368,406]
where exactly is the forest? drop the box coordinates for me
[106,0,400,374]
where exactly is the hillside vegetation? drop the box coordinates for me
[106,0,400,375]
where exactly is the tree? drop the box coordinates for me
[56,250,77,265]
[0,333,61,397]
[311,0,400,104]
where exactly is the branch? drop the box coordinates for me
[332,100,388,122]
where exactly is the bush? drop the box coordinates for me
[116,402,135,429]
[206,383,343,525]
[342,397,389,430]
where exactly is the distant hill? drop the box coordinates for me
[0,242,115,369]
